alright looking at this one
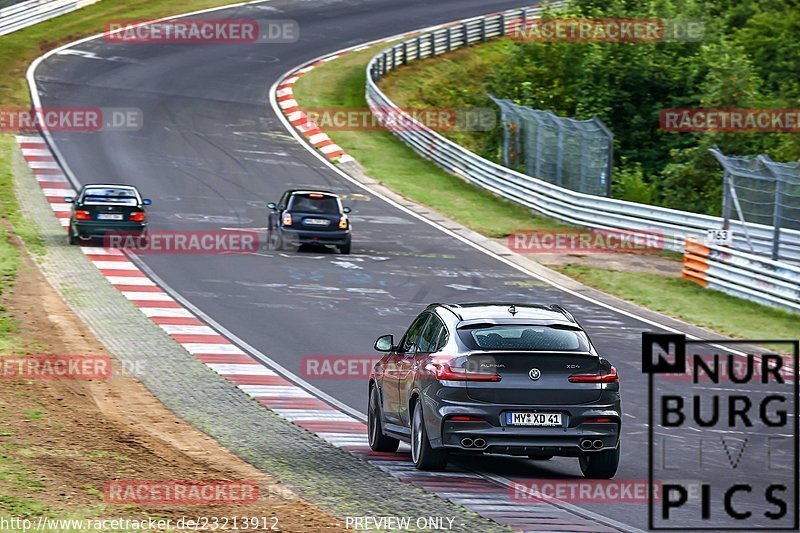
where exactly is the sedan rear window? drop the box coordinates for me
[288,194,339,214]
[458,325,589,352]
[83,187,138,206]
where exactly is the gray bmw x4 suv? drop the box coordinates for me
[368,302,621,478]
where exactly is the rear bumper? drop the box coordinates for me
[429,395,621,455]
[72,221,147,237]
[280,227,350,246]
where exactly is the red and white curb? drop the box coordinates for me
[16,133,621,532]
[17,133,369,443]
[275,34,415,165]
[276,57,356,164]
[19,136,75,229]
[275,55,355,163]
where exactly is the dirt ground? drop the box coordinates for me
[532,251,680,276]
[0,233,343,531]
[492,236,682,276]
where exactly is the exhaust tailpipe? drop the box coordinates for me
[460,437,474,448]
[580,439,593,450]
[473,438,486,448]
[592,439,604,449]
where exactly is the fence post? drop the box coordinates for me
[593,117,614,197]
[381,54,386,76]
[555,123,564,187]
[462,23,469,46]
[534,116,544,178]
[446,27,452,52]
[481,18,487,41]
[391,46,396,71]
[772,178,784,260]
[416,36,422,60]
[499,14,506,36]
[579,129,589,194]
[402,41,407,65]
[722,171,732,230]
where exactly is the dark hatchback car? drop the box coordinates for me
[368,303,621,478]
[267,190,352,254]
[66,184,151,245]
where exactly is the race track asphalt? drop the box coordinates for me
[32,1,792,529]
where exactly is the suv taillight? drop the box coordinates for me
[425,361,501,382]
[569,366,618,384]
[282,212,292,226]
[74,210,91,220]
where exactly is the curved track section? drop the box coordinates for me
[28,1,760,530]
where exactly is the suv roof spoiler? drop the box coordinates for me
[428,302,577,323]
[548,304,577,323]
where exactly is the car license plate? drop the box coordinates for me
[506,412,562,426]
[97,214,123,220]
[304,218,330,226]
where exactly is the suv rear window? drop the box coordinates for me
[83,187,138,206]
[457,324,589,352]
[288,194,339,214]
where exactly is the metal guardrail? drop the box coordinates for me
[683,239,800,313]
[0,0,97,36]
[364,6,800,263]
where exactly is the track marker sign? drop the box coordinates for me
[705,229,733,246]
[643,333,798,530]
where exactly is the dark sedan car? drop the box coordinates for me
[66,184,151,245]
[267,190,352,254]
[367,302,621,478]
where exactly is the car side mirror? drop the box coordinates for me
[374,334,394,352]
[267,202,277,210]
[142,199,152,205]
[342,206,351,214]
[64,197,73,203]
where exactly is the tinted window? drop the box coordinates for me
[288,194,339,214]
[401,314,430,353]
[82,187,138,206]
[434,327,449,352]
[417,316,444,353]
[457,325,589,352]
[278,192,290,209]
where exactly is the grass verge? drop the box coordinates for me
[0,0,255,107]
[0,1,241,521]
[557,265,800,341]
[292,43,800,339]
[0,136,23,353]
[292,46,566,238]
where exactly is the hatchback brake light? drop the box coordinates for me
[129,211,146,222]
[282,212,293,226]
[74,210,91,220]
[569,366,618,383]
[425,362,501,382]
[338,216,348,229]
